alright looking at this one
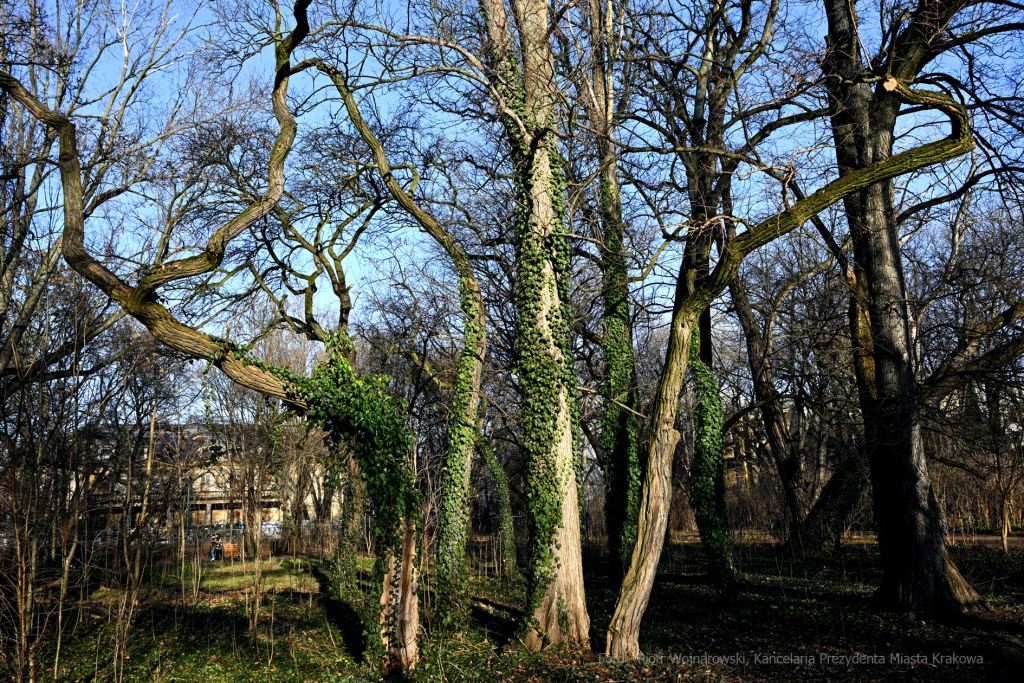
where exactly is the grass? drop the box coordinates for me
[196,562,320,594]
[148,558,321,594]
[30,542,1024,682]
[55,598,353,683]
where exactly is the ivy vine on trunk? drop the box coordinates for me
[433,285,487,624]
[478,0,590,649]
[314,60,489,627]
[479,435,520,582]
[598,168,644,590]
[687,338,735,590]
[223,333,421,670]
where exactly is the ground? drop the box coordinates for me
[40,541,1024,682]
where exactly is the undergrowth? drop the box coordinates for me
[29,543,1024,682]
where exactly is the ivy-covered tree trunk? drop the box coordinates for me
[433,314,485,619]
[320,64,489,622]
[573,1,644,591]
[513,132,589,651]
[480,436,519,581]
[286,334,424,669]
[416,279,485,625]
[597,139,643,591]
[332,453,362,595]
[515,171,589,650]
[688,345,735,590]
[480,0,590,651]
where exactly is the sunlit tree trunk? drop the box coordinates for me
[379,521,419,673]
[606,310,696,658]
[478,0,590,650]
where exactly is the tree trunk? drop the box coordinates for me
[688,347,735,590]
[478,0,591,650]
[517,209,589,649]
[822,0,980,617]
[793,447,870,552]
[480,436,519,581]
[433,314,485,618]
[334,454,362,594]
[598,143,643,590]
[575,3,644,591]
[379,520,419,672]
[729,277,806,530]
[605,312,695,658]
[987,381,1012,555]
[1001,498,1010,554]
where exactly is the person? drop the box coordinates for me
[209,533,222,561]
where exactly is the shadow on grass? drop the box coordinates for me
[321,594,368,663]
[469,599,519,651]
[645,544,1016,679]
[308,562,369,663]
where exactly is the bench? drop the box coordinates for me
[221,543,239,559]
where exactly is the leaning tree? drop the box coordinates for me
[0,0,425,672]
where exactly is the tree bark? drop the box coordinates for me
[794,446,870,552]
[606,310,694,659]
[478,0,591,649]
[516,165,589,648]
[379,520,419,672]
[821,0,981,616]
